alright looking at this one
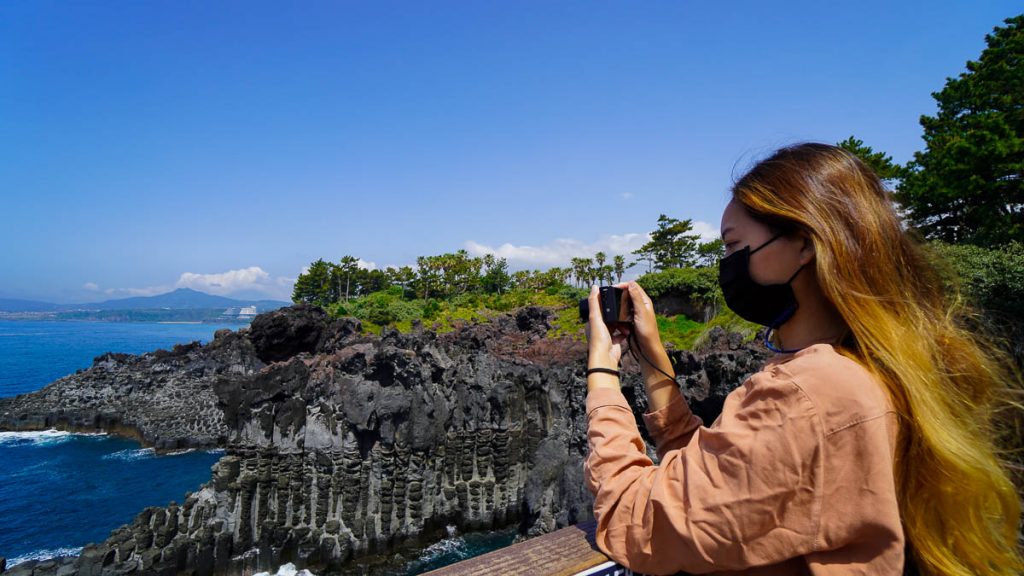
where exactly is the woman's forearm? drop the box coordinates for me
[638,338,682,412]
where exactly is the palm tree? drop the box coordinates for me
[570,257,587,288]
[613,255,628,282]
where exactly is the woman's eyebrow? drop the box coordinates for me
[721,226,734,239]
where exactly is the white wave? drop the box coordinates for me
[147,447,225,457]
[8,546,82,566]
[415,533,469,564]
[101,447,156,461]
[0,429,106,447]
[253,562,317,576]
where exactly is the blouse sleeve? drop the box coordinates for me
[642,391,703,461]
[583,372,825,575]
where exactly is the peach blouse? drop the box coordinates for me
[584,343,905,575]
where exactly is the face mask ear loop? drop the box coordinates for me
[764,261,806,353]
[749,231,787,256]
[786,262,806,284]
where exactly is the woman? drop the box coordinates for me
[584,143,1022,575]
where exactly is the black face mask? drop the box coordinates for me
[718,232,806,328]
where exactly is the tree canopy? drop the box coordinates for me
[895,15,1024,247]
[837,136,903,182]
[631,214,702,271]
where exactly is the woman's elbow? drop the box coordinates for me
[593,509,725,575]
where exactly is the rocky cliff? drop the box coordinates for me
[0,304,768,576]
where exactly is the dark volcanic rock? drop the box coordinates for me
[0,329,264,450]
[1,305,769,576]
[248,304,333,363]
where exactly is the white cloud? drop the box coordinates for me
[691,220,720,242]
[104,285,172,297]
[356,258,377,270]
[176,266,271,295]
[82,282,100,291]
[464,221,719,268]
[464,233,649,267]
[103,266,298,301]
[621,192,634,200]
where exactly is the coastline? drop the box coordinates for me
[156,321,203,324]
[0,304,771,575]
[0,428,225,572]
[0,311,254,324]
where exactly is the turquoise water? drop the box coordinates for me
[0,320,235,566]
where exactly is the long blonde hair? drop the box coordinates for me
[732,142,1023,575]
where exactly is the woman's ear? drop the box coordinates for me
[798,234,815,266]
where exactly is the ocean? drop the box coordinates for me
[0,320,233,566]
[0,320,515,574]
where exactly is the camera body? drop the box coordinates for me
[579,286,633,327]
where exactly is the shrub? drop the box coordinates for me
[637,267,722,303]
[332,290,423,326]
[927,241,1024,321]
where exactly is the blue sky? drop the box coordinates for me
[1,1,1019,303]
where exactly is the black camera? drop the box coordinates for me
[579,286,633,326]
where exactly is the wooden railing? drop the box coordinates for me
[423,520,632,576]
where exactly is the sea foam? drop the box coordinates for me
[101,447,156,461]
[412,525,471,565]
[252,562,317,576]
[7,546,82,567]
[0,429,106,447]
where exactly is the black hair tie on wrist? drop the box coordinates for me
[586,367,620,377]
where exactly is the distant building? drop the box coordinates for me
[221,305,258,320]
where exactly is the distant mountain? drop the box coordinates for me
[0,288,290,313]
[0,298,62,312]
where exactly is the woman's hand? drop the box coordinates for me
[585,286,630,391]
[618,282,681,412]
[618,281,663,352]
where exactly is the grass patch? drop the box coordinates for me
[686,307,761,351]
[550,304,586,341]
[657,314,705,350]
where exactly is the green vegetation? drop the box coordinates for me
[324,283,746,352]
[837,136,903,181]
[328,288,573,335]
[292,210,739,349]
[899,15,1023,246]
[846,16,1024,248]
[294,240,748,351]
[635,267,720,302]
[656,314,703,350]
[631,214,723,273]
[927,241,1024,321]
